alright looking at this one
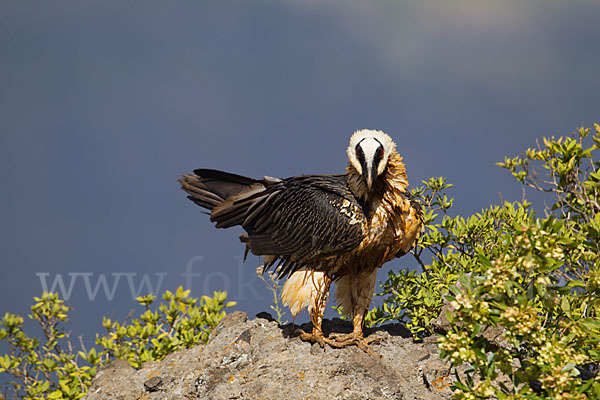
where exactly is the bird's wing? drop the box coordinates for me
[215,174,366,277]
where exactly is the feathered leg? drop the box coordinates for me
[331,269,382,354]
[290,271,332,346]
[281,270,331,344]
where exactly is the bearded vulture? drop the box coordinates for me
[179,129,423,352]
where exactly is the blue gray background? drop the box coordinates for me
[1,0,599,351]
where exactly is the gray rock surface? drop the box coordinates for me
[84,311,463,400]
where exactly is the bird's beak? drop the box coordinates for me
[362,161,374,191]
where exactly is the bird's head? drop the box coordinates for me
[347,129,396,192]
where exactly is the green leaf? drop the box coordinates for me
[47,390,64,399]
[560,296,571,316]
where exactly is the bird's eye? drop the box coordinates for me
[355,149,360,157]
[379,149,384,158]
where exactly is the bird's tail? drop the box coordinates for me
[179,168,277,230]
[178,169,260,210]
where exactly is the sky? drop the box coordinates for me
[1,0,600,354]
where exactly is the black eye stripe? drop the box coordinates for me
[374,144,384,161]
[355,138,384,166]
[355,145,365,162]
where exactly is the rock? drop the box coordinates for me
[83,312,467,400]
[144,376,163,392]
[310,342,325,355]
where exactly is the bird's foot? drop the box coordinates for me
[295,328,328,348]
[327,332,383,356]
[296,329,382,356]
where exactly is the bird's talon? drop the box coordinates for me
[294,328,309,339]
[295,328,327,348]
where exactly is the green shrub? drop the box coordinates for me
[0,292,99,400]
[369,124,600,398]
[0,287,235,399]
[97,287,235,368]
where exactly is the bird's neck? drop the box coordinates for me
[347,152,409,217]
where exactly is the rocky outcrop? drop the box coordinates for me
[83,311,463,400]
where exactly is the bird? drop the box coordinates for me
[178,129,423,352]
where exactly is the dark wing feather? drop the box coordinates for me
[239,175,366,277]
[179,169,264,211]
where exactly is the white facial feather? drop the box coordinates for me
[347,129,396,177]
[358,137,381,170]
